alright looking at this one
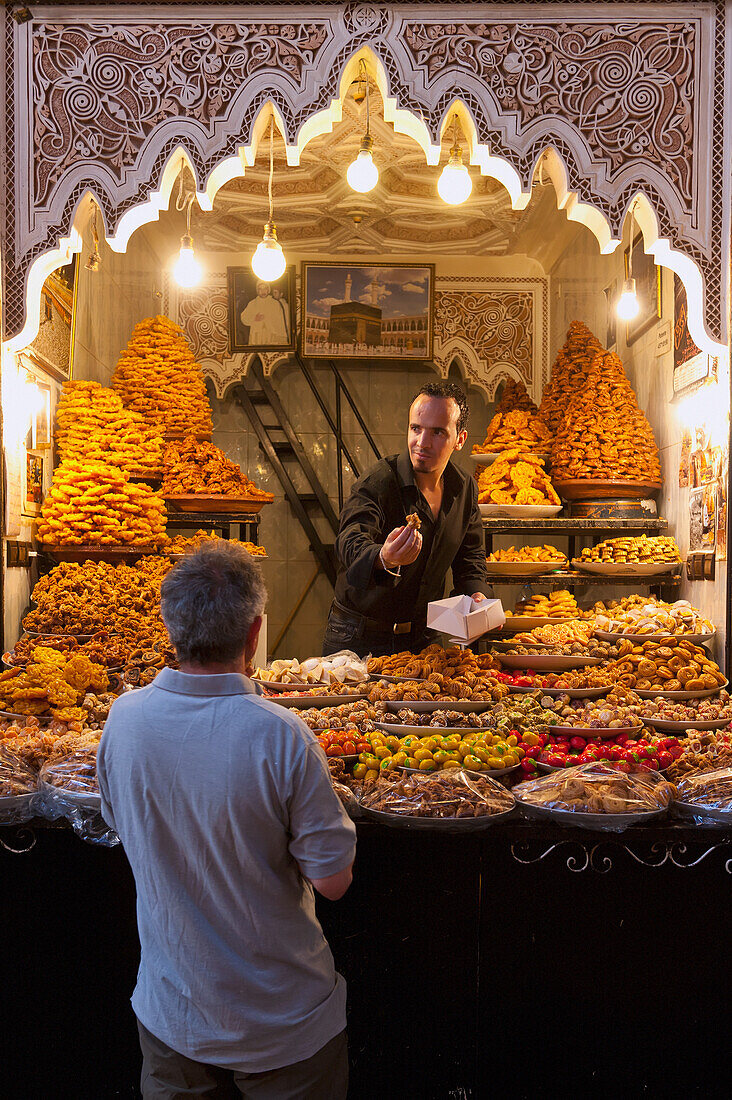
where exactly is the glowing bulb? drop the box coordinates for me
[437,152,473,205]
[173,235,202,288]
[251,222,287,282]
[347,136,379,194]
[617,277,640,321]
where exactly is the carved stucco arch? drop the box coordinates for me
[3,4,727,360]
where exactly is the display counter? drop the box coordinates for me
[3,818,730,1100]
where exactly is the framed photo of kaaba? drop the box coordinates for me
[302,262,434,360]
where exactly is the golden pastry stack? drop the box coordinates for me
[477,450,560,507]
[550,348,661,483]
[37,459,167,547]
[513,590,580,619]
[496,379,538,415]
[162,439,274,499]
[474,379,551,457]
[577,535,681,565]
[55,380,163,477]
[539,321,603,433]
[112,315,213,437]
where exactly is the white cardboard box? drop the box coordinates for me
[426,595,505,643]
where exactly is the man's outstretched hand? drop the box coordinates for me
[381,524,422,568]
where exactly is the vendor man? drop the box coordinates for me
[323,381,491,657]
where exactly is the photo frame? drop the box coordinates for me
[603,279,618,349]
[302,262,434,360]
[29,255,78,380]
[227,266,296,353]
[24,451,44,517]
[624,232,662,345]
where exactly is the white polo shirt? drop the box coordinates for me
[97,668,356,1072]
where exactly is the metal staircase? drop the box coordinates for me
[233,356,382,589]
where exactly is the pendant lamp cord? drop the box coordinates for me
[175,161,194,234]
[628,202,636,279]
[268,115,274,223]
[360,58,370,139]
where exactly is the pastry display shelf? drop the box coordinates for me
[165,511,261,544]
[483,516,669,562]
[485,570,681,589]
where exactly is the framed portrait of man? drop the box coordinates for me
[227,266,296,353]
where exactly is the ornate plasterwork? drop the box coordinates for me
[176,272,548,402]
[3,3,725,343]
[433,277,548,402]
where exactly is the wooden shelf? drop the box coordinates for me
[485,570,681,587]
[482,517,668,534]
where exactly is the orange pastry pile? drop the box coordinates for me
[539,321,603,433]
[164,530,267,556]
[477,450,560,507]
[550,349,661,483]
[474,380,551,457]
[55,380,163,477]
[496,379,538,415]
[37,459,167,546]
[162,439,274,499]
[112,315,213,437]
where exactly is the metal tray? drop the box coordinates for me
[254,678,367,693]
[572,560,680,576]
[374,722,492,735]
[399,763,519,779]
[384,699,493,714]
[673,800,732,824]
[269,693,369,708]
[484,561,566,576]
[507,685,610,699]
[498,653,602,671]
[359,804,515,830]
[0,792,36,811]
[592,629,716,646]
[546,723,644,740]
[516,801,668,828]
[634,682,728,700]
[640,715,732,732]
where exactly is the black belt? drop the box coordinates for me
[332,600,426,636]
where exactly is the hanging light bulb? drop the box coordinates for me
[84,200,102,272]
[252,115,287,282]
[617,202,639,320]
[347,59,378,194]
[617,278,640,320]
[173,164,203,288]
[437,115,472,205]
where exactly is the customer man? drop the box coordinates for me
[98,542,355,1099]
[323,380,491,657]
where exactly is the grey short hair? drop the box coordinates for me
[160,542,267,665]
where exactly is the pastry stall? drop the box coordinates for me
[1,4,732,1098]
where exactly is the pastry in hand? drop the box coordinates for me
[405,512,421,530]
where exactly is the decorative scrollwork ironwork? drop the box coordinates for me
[0,827,37,854]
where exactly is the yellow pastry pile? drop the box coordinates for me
[55,380,163,477]
[487,545,567,564]
[477,450,560,507]
[112,315,213,437]
[37,459,167,546]
[550,348,661,483]
[0,649,109,721]
[514,590,580,619]
[539,321,602,433]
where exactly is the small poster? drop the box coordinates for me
[673,274,709,393]
[689,484,716,554]
[679,429,691,488]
